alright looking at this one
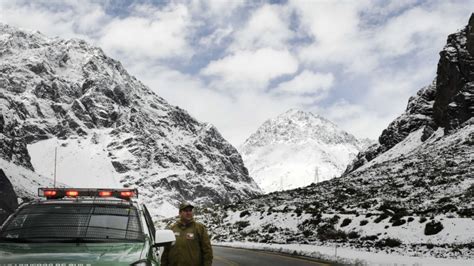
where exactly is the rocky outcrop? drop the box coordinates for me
[466,14,474,63]
[434,13,474,131]
[346,14,474,173]
[0,130,34,170]
[0,169,18,224]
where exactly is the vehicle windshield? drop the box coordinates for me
[0,203,144,243]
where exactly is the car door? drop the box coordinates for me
[142,204,159,264]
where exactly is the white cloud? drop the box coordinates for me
[290,0,379,73]
[187,0,247,49]
[131,64,300,146]
[290,0,365,44]
[319,100,390,140]
[190,0,246,20]
[0,1,197,64]
[374,4,471,58]
[274,70,334,96]
[199,26,234,47]
[364,64,435,116]
[201,48,298,91]
[0,0,103,41]
[98,4,193,61]
[229,4,294,51]
[292,0,472,75]
[1,0,473,147]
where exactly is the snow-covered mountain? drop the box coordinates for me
[194,14,474,262]
[0,23,261,218]
[240,109,371,193]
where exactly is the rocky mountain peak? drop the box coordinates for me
[279,108,324,121]
[0,23,261,217]
[240,109,369,193]
[242,109,360,153]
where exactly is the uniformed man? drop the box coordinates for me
[161,202,213,266]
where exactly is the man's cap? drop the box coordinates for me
[179,202,194,211]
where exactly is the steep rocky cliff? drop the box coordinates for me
[0,24,261,217]
[346,13,474,173]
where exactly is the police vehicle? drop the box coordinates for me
[0,188,175,265]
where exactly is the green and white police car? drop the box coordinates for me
[0,188,175,265]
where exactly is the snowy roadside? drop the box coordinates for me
[214,241,474,266]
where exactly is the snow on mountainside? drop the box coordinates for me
[27,132,121,188]
[0,158,61,200]
[0,23,261,218]
[190,14,474,262]
[240,109,370,193]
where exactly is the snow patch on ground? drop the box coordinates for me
[333,214,473,244]
[356,127,429,173]
[216,241,474,266]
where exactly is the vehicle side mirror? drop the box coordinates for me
[154,229,175,247]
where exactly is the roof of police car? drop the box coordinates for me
[29,197,139,207]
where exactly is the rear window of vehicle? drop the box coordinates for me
[0,204,144,243]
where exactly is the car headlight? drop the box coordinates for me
[130,259,151,266]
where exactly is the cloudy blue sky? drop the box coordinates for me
[1,0,473,146]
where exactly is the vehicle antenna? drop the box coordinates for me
[54,147,57,188]
[314,166,319,184]
[280,176,283,191]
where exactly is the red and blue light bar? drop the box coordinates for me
[38,188,138,200]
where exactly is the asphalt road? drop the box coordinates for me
[213,246,336,266]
